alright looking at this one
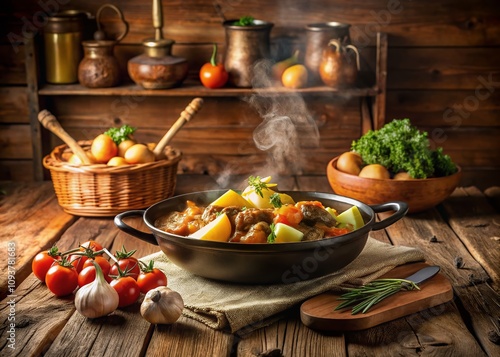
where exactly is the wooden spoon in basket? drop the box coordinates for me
[38,110,94,165]
[153,97,204,160]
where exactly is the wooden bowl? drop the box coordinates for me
[326,157,462,213]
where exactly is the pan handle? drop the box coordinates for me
[114,210,158,246]
[369,201,408,231]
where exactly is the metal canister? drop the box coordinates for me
[223,19,274,88]
[44,11,88,84]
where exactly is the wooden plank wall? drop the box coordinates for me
[1,0,499,187]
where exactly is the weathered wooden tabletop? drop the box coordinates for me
[1,175,499,357]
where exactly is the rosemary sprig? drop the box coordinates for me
[335,278,420,314]
[247,176,268,198]
[267,223,276,243]
[269,193,283,208]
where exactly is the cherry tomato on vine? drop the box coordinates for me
[45,258,78,297]
[78,265,112,287]
[32,246,60,282]
[68,253,88,273]
[81,240,104,252]
[137,260,168,294]
[199,44,228,89]
[109,246,140,280]
[82,256,111,276]
[110,276,140,307]
[68,240,105,273]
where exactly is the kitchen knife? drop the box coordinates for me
[336,265,442,314]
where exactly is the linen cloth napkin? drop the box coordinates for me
[140,237,424,334]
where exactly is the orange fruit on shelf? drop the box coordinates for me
[281,64,308,89]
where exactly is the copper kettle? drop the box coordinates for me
[78,4,128,88]
[319,39,360,88]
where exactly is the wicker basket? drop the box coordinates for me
[43,141,182,217]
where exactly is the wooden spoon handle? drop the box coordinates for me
[153,98,204,159]
[38,110,93,165]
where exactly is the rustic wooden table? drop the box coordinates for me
[1,175,499,357]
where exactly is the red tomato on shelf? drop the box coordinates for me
[199,44,228,89]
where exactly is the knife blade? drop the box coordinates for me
[404,265,440,285]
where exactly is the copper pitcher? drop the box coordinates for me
[319,39,360,88]
[304,22,351,85]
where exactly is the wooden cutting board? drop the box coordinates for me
[300,262,453,331]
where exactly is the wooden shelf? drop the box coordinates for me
[39,80,379,97]
[26,32,388,181]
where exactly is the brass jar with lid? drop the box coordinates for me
[44,11,90,84]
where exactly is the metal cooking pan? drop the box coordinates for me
[114,190,408,284]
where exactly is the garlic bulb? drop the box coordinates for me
[75,261,119,318]
[140,286,184,324]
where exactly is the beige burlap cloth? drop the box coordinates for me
[140,238,424,333]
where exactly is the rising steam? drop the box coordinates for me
[248,60,320,174]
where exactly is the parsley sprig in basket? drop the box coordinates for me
[40,98,203,217]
